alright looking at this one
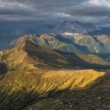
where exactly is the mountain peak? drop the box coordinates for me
[10,34,36,48]
[23,40,43,51]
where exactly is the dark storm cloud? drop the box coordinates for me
[0,0,110,23]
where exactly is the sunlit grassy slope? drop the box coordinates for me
[1,69,105,93]
[0,40,110,110]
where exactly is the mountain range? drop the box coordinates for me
[11,33,110,55]
[0,40,110,109]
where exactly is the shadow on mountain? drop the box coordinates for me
[55,35,74,44]
[24,40,110,70]
[0,62,8,75]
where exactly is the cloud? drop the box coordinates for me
[0,0,109,23]
[87,0,110,7]
[63,0,110,23]
[53,13,71,18]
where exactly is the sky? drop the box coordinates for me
[0,0,110,23]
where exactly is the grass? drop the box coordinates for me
[76,53,109,65]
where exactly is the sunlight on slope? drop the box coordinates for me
[42,70,105,91]
[0,69,105,95]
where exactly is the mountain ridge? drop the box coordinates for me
[11,34,110,54]
[0,40,110,109]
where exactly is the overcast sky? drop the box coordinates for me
[0,0,110,23]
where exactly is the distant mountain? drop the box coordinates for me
[11,34,110,54]
[52,21,99,34]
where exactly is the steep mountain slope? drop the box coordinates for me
[10,40,109,69]
[2,40,109,72]
[11,33,110,54]
[11,34,82,53]
[52,21,98,34]
[25,40,110,68]
[0,40,110,109]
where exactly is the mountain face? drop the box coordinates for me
[52,21,98,34]
[8,40,110,69]
[0,40,110,110]
[11,34,110,54]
